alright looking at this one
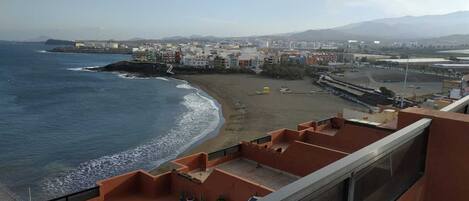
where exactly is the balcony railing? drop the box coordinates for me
[260,95,469,201]
[47,186,99,201]
[440,95,469,114]
[250,135,272,144]
[207,144,241,161]
[259,118,431,201]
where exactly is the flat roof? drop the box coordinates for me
[216,158,300,190]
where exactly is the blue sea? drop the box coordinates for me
[0,43,222,200]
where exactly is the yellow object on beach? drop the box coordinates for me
[263,86,270,94]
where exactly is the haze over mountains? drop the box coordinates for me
[20,10,469,43]
[166,10,469,42]
[284,11,469,41]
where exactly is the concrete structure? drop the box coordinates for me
[50,96,469,201]
[442,80,461,96]
[463,74,469,96]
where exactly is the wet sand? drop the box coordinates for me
[150,74,365,174]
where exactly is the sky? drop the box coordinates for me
[1,0,469,41]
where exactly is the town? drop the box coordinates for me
[55,37,469,110]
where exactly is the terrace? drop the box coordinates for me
[50,96,469,201]
[260,95,469,201]
[189,158,300,190]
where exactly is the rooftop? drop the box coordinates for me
[50,95,469,201]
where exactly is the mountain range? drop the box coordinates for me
[25,11,469,43]
[283,11,469,41]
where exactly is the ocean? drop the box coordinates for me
[0,43,222,200]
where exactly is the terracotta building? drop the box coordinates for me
[50,96,469,201]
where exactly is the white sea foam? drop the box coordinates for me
[41,82,221,196]
[116,73,150,79]
[155,77,169,81]
[175,82,194,89]
[37,50,48,53]
[66,66,99,72]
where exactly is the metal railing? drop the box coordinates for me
[250,135,272,144]
[259,118,432,201]
[47,186,99,201]
[207,144,241,161]
[316,118,332,127]
[440,95,469,114]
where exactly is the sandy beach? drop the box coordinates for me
[150,73,365,174]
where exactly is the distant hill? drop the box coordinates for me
[45,39,75,46]
[282,11,469,41]
[287,29,370,41]
[418,34,469,46]
[25,35,52,42]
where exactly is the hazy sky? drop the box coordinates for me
[1,0,469,40]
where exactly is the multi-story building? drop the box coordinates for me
[156,50,181,64]
[51,96,469,201]
[132,50,156,62]
[213,56,226,69]
[182,55,209,68]
[306,52,337,65]
[226,54,239,69]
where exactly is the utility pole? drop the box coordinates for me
[400,56,409,108]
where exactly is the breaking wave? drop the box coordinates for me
[66,66,99,72]
[156,77,169,81]
[116,73,150,79]
[176,83,194,89]
[41,81,221,197]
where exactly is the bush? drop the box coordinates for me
[260,64,305,80]
[379,87,396,97]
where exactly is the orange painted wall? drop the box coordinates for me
[398,108,469,201]
[302,123,391,153]
[94,170,172,201]
[170,169,272,201]
[269,129,303,145]
[206,152,241,168]
[241,141,347,176]
[97,171,139,200]
[297,121,316,131]
[397,176,426,201]
[172,153,206,172]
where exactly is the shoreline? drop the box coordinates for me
[149,74,366,174]
[172,78,227,154]
[176,75,239,155]
[148,75,240,175]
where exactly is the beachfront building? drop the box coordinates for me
[51,96,469,201]
[212,56,226,69]
[182,54,209,68]
[226,54,239,69]
[156,49,181,64]
[264,54,280,65]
